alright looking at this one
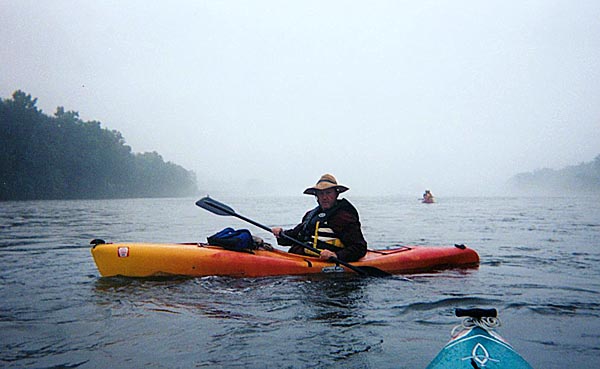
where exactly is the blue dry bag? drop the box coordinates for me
[207,227,255,252]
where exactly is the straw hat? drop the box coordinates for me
[303,174,349,195]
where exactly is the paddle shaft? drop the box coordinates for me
[228,212,336,255]
[233,212,370,275]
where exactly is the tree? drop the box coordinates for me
[0,90,198,200]
[509,155,600,194]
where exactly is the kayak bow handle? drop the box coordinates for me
[456,308,498,319]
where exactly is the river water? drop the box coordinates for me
[1,195,599,368]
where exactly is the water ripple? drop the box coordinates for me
[1,197,600,369]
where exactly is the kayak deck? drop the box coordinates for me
[426,309,533,369]
[90,242,479,278]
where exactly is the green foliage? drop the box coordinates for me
[509,155,600,194]
[0,90,198,200]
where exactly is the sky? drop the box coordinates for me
[2,0,599,196]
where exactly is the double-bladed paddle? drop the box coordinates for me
[195,196,391,277]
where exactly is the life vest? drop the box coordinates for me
[298,199,354,256]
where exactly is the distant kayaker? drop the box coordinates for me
[271,174,367,262]
[423,190,434,202]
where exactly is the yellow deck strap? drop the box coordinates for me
[313,221,320,249]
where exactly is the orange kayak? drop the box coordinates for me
[90,241,479,278]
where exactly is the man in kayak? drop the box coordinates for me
[271,174,367,262]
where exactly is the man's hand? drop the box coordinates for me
[319,249,337,260]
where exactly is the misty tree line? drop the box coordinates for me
[0,90,198,200]
[510,154,600,194]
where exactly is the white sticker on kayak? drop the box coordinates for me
[322,265,345,273]
[117,247,129,258]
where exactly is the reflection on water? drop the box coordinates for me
[1,196,599,368]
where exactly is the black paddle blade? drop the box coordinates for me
[195,196,236,216]
[354,266,392,277]
[325,256,391,277]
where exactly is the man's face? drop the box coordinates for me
[316,188,338,210]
